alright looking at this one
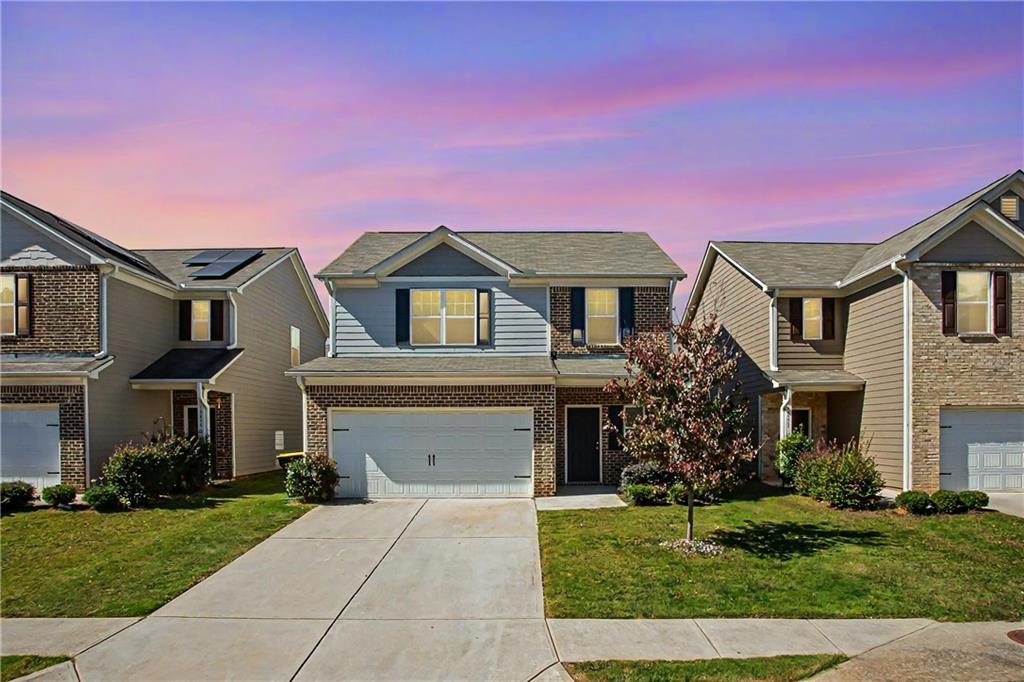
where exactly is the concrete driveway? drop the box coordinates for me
[74,498,558,681]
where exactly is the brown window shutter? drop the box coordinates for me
[210,300,225,341]
[993,271,1009,335]
[822,298,836,340]
[941,271,956,335]
[789,298,803,341]
[179,300,192,341]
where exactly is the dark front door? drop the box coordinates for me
[567,407,601,483]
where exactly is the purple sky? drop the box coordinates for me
[3,2,1022,310]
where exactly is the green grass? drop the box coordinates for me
[564,655,846,682]
[1,472,311,617]
[1,656,71,682]
[539,484,1024,621]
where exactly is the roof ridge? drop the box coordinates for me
[714,240,876,245]
[133,246,294,251]
[364,229,631,234]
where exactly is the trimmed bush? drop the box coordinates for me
[930,489,965,515]
[958,490,989,511]
[619,461,676,490]
[285,454,340,502]
[894,490,933,515]
[83,484,122,512]
[162,435,214,493]
[41,484,77,507]
[667,482,687,505]
[624,484,666,506]
[793,439,883,510]
[103,443,175,508]
[1,481,35,510]
[775,430,814,484]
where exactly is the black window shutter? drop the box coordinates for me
[179,300,192,341]
[789,298,803,341]
[822,298,835,340]
[608,405,624,450]
[210,300,225,341]
[619,287,635,340]
[941,271,957,335]
[477,289,491,347]
[994,271,1009,335]
[570,287,586,346]
[395,289,410,344]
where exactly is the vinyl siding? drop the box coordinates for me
[919,221,1024,263]
[88,278,175,474]
[843,276,904,486]
[217,256,326,475]
[390,243,498,276]
[1,208,89,265]
[333,281,548,354]
[777,298,845,369]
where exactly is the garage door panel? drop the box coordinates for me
[940,408,1024,492]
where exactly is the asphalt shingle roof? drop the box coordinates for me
[134,249,294,288]
[131,348,244,381]
[288,355,555,376]
[710,242,873,288]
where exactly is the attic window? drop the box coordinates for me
[1000,195,1019,221]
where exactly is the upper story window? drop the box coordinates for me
[586,288,618,345]
[942,270,1009,336]
[290,326,301,365]
[191,300,211,341]
[1000,194,1020,221]
[0,274,31,337]
[801,297,823,341]
[411,288,476,345]
[178,300,224,342]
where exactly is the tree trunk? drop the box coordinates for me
[686,487,695,542]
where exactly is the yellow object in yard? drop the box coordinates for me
[276,451,305,469]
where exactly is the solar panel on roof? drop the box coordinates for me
[214,248,262,263]
[184,249,233,265]
[190,249,264,279]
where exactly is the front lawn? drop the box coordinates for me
[564,655,846,682]
[1,656,70,682]
[1,472,311,617]
[539,484,1024,621]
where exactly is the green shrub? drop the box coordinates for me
[894,490,933,515]
[624,484,666,506]
[619,462,676,490]
[957,490,989,511]
[83,484,122,512]
[103,443,174,508]
[667,482,687,505]
[285,454,340,502]
[41,484,77,507]
[1,481,35,510]
[161,435,214,493]
[930,489,965,514]
[793,439,883,510]
[775,430,814,484]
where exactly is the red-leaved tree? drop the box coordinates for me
[606,313,756,541]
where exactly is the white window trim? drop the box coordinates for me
[585,288,619,346]
[183,405,198,436]
[955,270,993,336]
[802,297,823,341]
[191,300,211,341]
[410,288,477,347]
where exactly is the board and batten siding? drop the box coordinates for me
[217,256,326,475]
[333,281,548,354]
[776,298,845,369]
[843,276,904,487]
[88,279,176,475]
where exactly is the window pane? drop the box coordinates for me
[803,318,822,340]
[291,347,300,366]
[192,300,211,340]
[624,406,642,429]
[957,271,989,303]
[16,278,29,304]
[446,289,475,316]
[588,316,617,344]
[478,318,490,342]
[803,298,822,318]
[446,317,475,344]
[587,288,617,315]
[412,318,441,344]
[0,307,13,335]
[411,290,441,316]
[17,307,29,332]
[959,302,989,334]
[0,276,13,305]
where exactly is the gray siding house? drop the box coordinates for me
[685,170,1024,496]
[0,191,328,489]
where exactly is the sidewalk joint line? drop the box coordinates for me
[806,618,844,654]
[72,617,144,658]
[852,619,937,658]
[527,661,561,682]
[693,619,723,659]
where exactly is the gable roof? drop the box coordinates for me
[709,241,873,289]
[319,229,685,278]
[135,248,296,288]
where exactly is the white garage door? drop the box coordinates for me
[1,406,61,491]
[331,410,533,498]
[940,408,1024,492]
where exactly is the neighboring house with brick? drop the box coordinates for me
[0,191,328,490]
[288,226,684,497]
[684,170,1024,495]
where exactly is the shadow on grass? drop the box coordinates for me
[724,482,792,502]
[709,520,885,560]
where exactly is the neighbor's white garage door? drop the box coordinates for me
[331,410,533,498]
[940,408,1024,492]
[1,406,61,491]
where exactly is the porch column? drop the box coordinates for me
[779,386,793,439]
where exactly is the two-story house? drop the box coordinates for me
[685,170,1024,497]
[288,227,684,497]
[0,191,328,490]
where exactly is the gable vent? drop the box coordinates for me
[1000,195,1019,221]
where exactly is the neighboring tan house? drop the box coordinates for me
[684,170,1024,495]
[0,191,328,490]
[287,227,684,497]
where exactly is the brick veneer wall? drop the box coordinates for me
[0,384,87,489]
[172,389,234,478]
[550,286,670,354]
[555,386,635,486]
[0,266,100,354]
[305,384,558,496]
[759,392,828,480]
[910,266,1024,490]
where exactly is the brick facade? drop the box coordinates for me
[0,384,87,489]
[555,386,634,486]
[305,383,558,495]
[172,389,234,479]
[0,266,100,354]
[758,391,828,480]
[550,286,671,354]
[909,266,1024,490]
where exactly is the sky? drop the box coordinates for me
[2,2,1022,312]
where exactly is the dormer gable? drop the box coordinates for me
[390,242,502,277]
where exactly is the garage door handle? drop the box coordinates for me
[46,471,59,475]
[515,475,532,479]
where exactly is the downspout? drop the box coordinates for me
[297,377,308,453]
[668,277,678,352]
[226,291,240,350]
[326,280,336,357]
[779,385,793,440]
[769,289,779,371]
[892,261,913,490]
[197,381,210,438]
[94,265,114,358]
